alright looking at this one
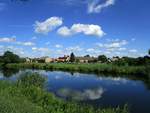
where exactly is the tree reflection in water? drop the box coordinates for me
[1,68,19,78]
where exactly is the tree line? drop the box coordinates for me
[0,50,150,66]
[70,49,150,66]
[0,51,25,64]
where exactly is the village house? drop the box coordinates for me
[56,55,70,62]
[25,57,32,63]
[45,57,55,63]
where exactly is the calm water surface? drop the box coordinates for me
[0,69,150,113]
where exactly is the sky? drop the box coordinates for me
[0,0,150,58]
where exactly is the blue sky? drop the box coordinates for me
[0,0,150,58]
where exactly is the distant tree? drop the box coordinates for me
[3,51,20,64]
[70,52,75,63]
[98,55,108,63]
[149,49,150,55]
[84,55,90,57]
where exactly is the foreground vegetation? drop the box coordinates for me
[0,72,128,113]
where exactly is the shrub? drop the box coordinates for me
[17,72,46,88]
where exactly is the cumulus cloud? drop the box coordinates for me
[57,26,71,36]
[0,45,27,57]
[32,47,51,57]
[57,87,104,100]
[57,24,105,37]
[34,17,63,34]
[88,0,115,13]
[96,40,128,51]
[0,37,16,43]
[104,40,128,49]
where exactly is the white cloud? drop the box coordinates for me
[0,45,27,57]
[34,17,63,34]
[86,48,95,52]
[32,47,51,57]
[96,40,128,50]
[66,46,83,52]
[55,44,63,48]
[118,47,126,51]
[57,26,71,36]
[58,24,105,37]
[88,0,115,13]
[0,37,16,43]
[32,47,49,52]
[57,87,104,100]
[129,49,137,53]
[17,41,35,46]
[105,40,128,48]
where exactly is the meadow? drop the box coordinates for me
[5,63,150,77]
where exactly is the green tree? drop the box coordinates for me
[84,55,90,57]
[3,51,20,64]
[149,49,150,55]
[70,52,75,63]
[98,55,108,63]
[0,56,3,63]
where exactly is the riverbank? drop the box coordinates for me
[5,63,150,76]
[0,72,128,113]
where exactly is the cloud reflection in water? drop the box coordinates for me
[57,87,105,101]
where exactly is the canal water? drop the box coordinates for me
[0,69,150,113]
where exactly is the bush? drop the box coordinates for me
[17,72,46,88]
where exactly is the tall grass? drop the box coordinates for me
[0,72,128,113]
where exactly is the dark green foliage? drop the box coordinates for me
[113,56,150,66]
[1,68,19,78]
[0,51,21,64]
[70,52,75,62]
[0,56,3,63]
[98,55,108,63]
[0,51,26,64]
[84,54,90,57]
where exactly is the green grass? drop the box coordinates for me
[0,72,129,113]
[6,63,150,76]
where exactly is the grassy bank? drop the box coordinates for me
[0,72,128,113]
[5,63,150,76]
